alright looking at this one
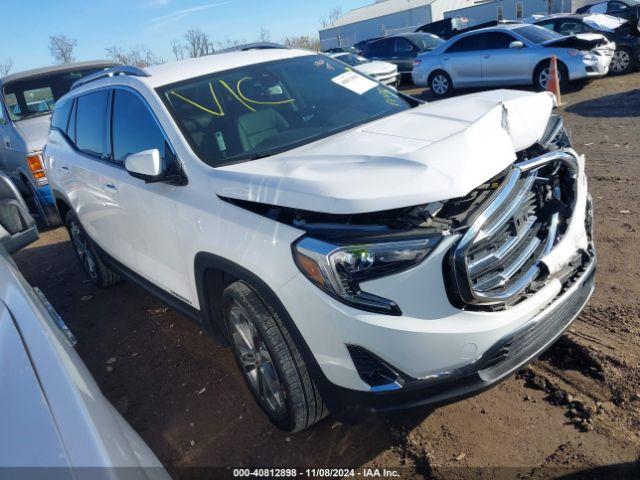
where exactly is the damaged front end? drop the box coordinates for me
[223,113,594,316]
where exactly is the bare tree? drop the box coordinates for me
[170,39,185,61]
[216,38,246,50]
[49,35,77,64]
[283,35,321,51]
[184,28,215,58]
[0,58,13,76]
[257,27,271,42]
[106,45,163,68]
[320,6,342,28]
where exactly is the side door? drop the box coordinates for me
[109,88,191,303]
[481,31,534,86]
[393,37,418,74]
[440,33,483,87]
[67,89,139,268]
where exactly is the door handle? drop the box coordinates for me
[60,165,70,172]
[483,55,491,59]
[103,183,117,191]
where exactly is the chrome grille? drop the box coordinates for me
[450,150,579,309]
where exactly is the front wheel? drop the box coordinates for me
[429,71,452,97]
[534,61,568,91]
[610,47,632,75]
[223,281,327,432]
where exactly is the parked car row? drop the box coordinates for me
[331,8,637,93]
[412,23,615,96]
[531,13,640,74]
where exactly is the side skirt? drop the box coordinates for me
[90,240,202,325]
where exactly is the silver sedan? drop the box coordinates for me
[412,24,614,96]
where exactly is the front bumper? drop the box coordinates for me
[320,254,595,421]
[276,146,594,420]
[584,47,614,78]
[373,72,400,86]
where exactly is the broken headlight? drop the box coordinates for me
[292,236,440,315]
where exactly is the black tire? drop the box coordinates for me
[429,70,453,97]
[25,179,61,229]
[610,47,633,75]
[533,60,568,91]
[64,211,120,288]
[223,281,328,432]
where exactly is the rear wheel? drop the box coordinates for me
[610,47,632,75]
[223,281,327,432]
[65,211,120,288]
[429,70,452,97]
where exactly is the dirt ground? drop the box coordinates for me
[13,73,640,479]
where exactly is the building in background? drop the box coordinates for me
[319,0,469,50]
[444,0,547,25]
[319,0,591,50]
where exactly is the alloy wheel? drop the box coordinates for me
[229,305,287,417]
[69,220,98,282]
[431,74,449,95]
[539,67,562,90]
[611,50,630,74]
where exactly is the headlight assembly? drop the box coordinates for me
[292,236,441,315]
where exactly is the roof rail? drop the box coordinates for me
[71,65,150,90]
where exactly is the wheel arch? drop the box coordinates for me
[193,252,341,409]
[533,57,569,84]
[51,188,71,221]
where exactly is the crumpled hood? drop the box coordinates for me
[14,115,52,152]
[543,32,611,49]
[216,89,556,214]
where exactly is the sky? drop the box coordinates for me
[0,0,370,72]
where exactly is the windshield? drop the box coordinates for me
[2,67,110,121]
[333,53,369,66]
[159,55,412,167]
[408,34,445,50]
[513,25,563,43]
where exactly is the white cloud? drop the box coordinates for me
[147,1,233,30]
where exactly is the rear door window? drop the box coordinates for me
[446,34,484,53]
[111,89,167,163]
[373,38,395,56]
[75,90,108,158]
[395,38,415,54]
[557,20,590,35]
[483,32,517,49]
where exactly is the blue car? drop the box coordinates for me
[0,61,117,227]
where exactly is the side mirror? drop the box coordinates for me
[509,40,525,49]
[124,149,167,183]
[0,173,38,255]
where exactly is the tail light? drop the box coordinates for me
[26,152,48,186]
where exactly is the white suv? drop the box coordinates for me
[44,50,596,432]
